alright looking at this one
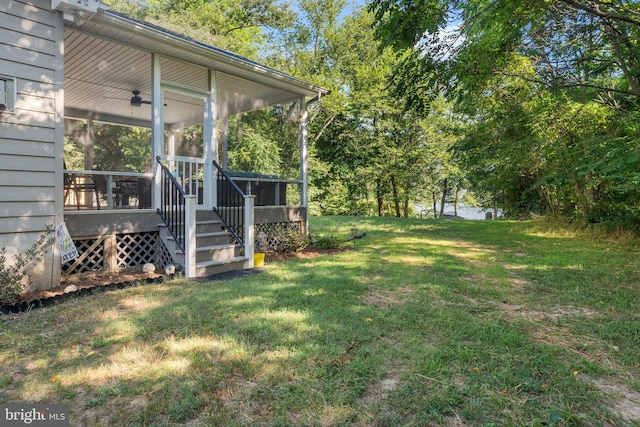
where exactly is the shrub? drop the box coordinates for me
[277,228,309,253]
[0,226,55,304]
[311,233,343,250]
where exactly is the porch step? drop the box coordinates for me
[195,256,251,277]
[163,232,232,249]
[196,210,220,221]
[197,231,233,247]
[196,243,239,262]
[196,220,223,234]
[158,220,224,234]
[157,210,249,278]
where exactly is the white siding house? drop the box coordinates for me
[0,0,328,293]
[0,0,64,290]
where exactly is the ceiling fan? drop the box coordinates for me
[129,90,167,107]
[130,90,150,107]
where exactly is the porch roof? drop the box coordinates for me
[63,8,330,129]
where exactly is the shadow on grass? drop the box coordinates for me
[1,217,638,425]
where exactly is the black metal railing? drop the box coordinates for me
[212,160,245,246]
[156,156,186,253]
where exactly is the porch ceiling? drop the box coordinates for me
[63,9,329,129]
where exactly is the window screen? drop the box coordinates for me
[0,76,16,113]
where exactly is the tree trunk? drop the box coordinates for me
[573,176,592,216]
[377,178,384,217]
[403,197,410,218]
[539,185,559,216]
[503,191,507,215]
[453,187,459,217]
[603,21,640,96]
[439,178,448,218]
[390,176,401,217]
[432,192,438,218]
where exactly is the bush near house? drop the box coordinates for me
[0,227,55,304]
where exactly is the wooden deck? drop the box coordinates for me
[62,206,307,277]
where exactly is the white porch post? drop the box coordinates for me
[184,195,197,278]
[203,69,217,209]
[168,131,176,171]
[299,96,309,207]
[83,117,94,170]
[84,117,95,207]
[244,195,255,268]
[151,53,163,210]
[221,116,229,170]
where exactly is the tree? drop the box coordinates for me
[104,0,295,57]
[370,0,640,226]
[369,0,640,108]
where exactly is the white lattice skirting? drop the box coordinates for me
[62,232,173,276]
[255,221,303,250]
[62,222,303,276]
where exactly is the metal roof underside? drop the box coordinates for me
[64,9,329,129]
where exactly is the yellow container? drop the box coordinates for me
[254,252,265,268]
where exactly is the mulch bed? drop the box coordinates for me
[1,270,165,315]
[1,247,351,315]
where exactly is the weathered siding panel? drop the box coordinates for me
[0,42,57,70]
[0,12,56,42]
[0,0,57,25]
[0,58,56,84]
[0,108,55,128]
[0,124,56,141]
[0,0,62,291]
[0,170,54,186]
[0,186,55,202]
[0,154,55,172]
[0,216,53,235]
[0,201,55,217]
[0,139,55,156]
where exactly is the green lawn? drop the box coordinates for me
[1,216,640,426]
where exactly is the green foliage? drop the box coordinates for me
[276,228,309,253]
[371,0,640,107]
[310,233,343,250]
[174,125,203,159]
[277,6,463,218]
[65,121,152,173]
[227,120,283,176]
[63,137,85,170]
[104,0,295,58]
[452,55,640,224]
[309,177,353,216]
[369,0,640,227]
[0,227,56,304]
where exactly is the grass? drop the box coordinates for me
[1,216,640,426]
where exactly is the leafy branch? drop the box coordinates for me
[0,226,56,304]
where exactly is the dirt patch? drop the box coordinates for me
[361,369,402,407]
[592,378,640,423]
[380,377,399,392]
[361,287,414,308]
[499,303,601,324]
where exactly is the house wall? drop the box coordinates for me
[0,0,64,291]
